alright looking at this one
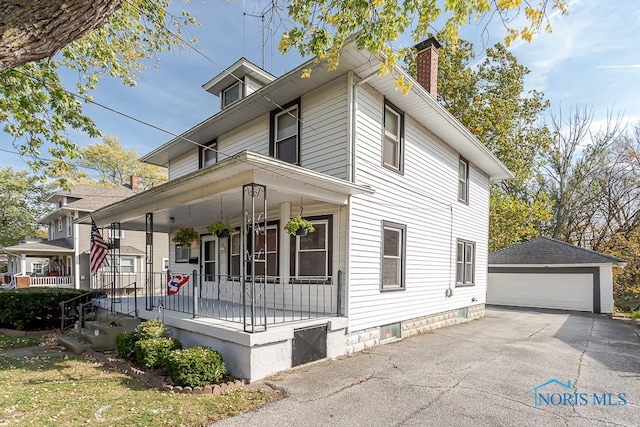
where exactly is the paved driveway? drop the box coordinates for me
[217,307,640,426]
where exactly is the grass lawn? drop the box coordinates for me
[0,335,42,350]
[0,337,275,426]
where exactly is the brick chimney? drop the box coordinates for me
[414,37,441,98]
[129,174,140,191]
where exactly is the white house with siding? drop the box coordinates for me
[89,37,512,380]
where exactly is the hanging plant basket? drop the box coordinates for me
[172,227,200,247]
[284,215,315,236]
[207,221,233,238]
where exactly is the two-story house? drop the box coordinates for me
[3,181,169,289]
[89,37,512,380]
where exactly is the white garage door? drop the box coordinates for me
[487,272,593,312]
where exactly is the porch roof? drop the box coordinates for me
[2,238,74,256]
[85,151,374,231]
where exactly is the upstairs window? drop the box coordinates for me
[222,81,242,108]
[383,102,404,172]
[57,218,62,232]
[458,157,469,203]
[270,100,300,165]
[199,140,218,169]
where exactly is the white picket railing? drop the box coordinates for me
[29,276,74,288]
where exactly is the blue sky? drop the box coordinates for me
[1,0,639,170]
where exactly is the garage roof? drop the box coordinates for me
[489,237,626,266]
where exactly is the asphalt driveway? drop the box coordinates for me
[217,307,640,426]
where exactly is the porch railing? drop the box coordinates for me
[30,276,74,288]
[93,271,343,332]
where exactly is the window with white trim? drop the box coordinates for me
[383,102,404,172]
[381,221,406,290]
[270,100,300,164]
[31,262,43,275]
[117,256,136,274]
[291,219,330,278]
[456,240,475,286]
[458,157,469,203]
[57,218,62,232]
[67,215,73,237]
[222,81,242,108]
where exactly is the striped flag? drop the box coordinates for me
[90,219,109,275]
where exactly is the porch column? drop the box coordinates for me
[280,202,291,283]
[19,254,27,275]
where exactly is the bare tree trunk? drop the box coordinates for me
[0,0,123,72]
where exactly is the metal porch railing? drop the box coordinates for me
[93,271,343,333]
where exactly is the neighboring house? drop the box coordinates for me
[488,237,626,314]
[89,37,512,380]
[3,181,169,290]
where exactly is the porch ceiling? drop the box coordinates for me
[85,151,374,231]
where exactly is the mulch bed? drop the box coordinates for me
[85,349,246,395]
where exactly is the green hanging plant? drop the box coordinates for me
[207,221,233,237]
[172,227,200,247]
[284,215,315,236]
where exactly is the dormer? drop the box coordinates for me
[202,58,276,110]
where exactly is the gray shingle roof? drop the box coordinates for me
[489,237,626,265]
[3,238,74,253]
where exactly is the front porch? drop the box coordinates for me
[92,271,347,380]
[85,153,372,380]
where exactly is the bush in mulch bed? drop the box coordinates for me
[113,319,232,392]
[166,346,226,387]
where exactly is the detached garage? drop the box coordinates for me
[488,237,626,314]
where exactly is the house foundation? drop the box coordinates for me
[345,304,485,354]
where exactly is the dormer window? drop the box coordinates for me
[222,81,242,108]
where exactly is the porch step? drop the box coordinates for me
[57,314,141,354]
[58,335,93,355]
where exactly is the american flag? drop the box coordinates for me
[90,219,109,275]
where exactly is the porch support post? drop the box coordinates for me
[242,183,267,333]
[280,202,291,284]
[145,213,153,313]
[19,254,27,275]
[109,222,121,313]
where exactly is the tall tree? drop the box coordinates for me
[543,106,624,244]
[1,0,567,173]
[0,167,51,247]
[51,135,167,190]
[434,40,553,251]
[1,0,196,173]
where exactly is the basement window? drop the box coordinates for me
[380,322,401,342]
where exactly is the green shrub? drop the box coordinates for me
[0,288,86,330]
[115,331,137,358]
[166,346,226,387]
[134,337,182,368]
[135,319,168,340]
[630,311,640,319]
